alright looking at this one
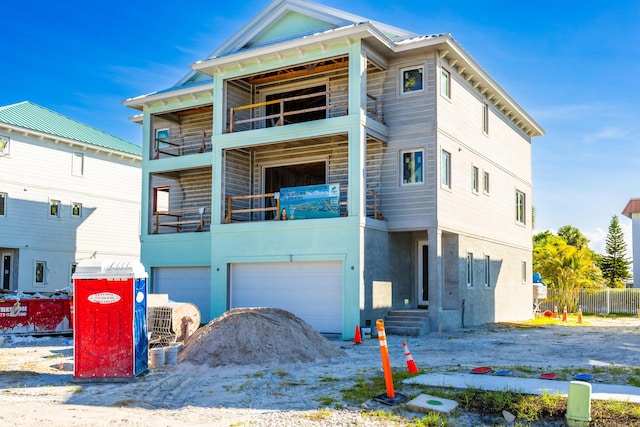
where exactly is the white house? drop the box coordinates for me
[124,0,544,337]
[0,101,142,293]
[622,198,640,288]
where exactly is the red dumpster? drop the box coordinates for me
[0,296,72,335]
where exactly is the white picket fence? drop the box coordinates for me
[539,288,640,315]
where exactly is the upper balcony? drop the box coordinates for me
[224,55,385,134]
[150,106,213,161]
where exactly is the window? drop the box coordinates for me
[516,190,526,224]
[440,68,451,98]
[153,187,170,212]
[483,171,490,194]
[484,255,490,287]
[0,192,5,217]
[401,149,424,185]
[441,150,451,188]
[482,103,489,134]
[35,261,46,286]
[471,166,479,193]
[521,260,527,284]
[72,202,82,217]
[0,135,9,156]
[49,200,61,217]
[72,152,84,176]
[466,253,473,286]
[70,262,78,285]
[400,65,424,95]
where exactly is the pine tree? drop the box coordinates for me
[600,215,631,288]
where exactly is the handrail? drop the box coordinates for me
[154,207,207,234]
[224,188,382,223]
[227,89,350,133]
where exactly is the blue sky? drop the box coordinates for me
[3,0,639,254]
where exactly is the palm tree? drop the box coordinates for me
[533,235,602,311]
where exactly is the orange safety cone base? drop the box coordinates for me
[353,325,363,344]
[373,392,407,406]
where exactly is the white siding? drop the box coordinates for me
[0,132,141,291]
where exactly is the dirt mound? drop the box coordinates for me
[177,307,346,367]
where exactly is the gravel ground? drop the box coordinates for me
[1,316,639,426]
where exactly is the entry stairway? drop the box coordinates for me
[384,309,430,336]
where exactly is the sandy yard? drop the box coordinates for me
[1,314,640,426]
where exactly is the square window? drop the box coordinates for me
[472,166,479,193]
[400,66,424,95]
[0,135,9,156]
[49,200,61,217]
[72,202,82,217]
[483,171,490,194]
[516,190,526,224]
[441,68,451,98]
[401,149,424,185]
[0,192,5,217]
[35,261,46,285]
[441,150,451,188]
[156,128,170,145]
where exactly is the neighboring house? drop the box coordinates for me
[622,198,639,288]
[0,101,142,293]
[124,0,544,336]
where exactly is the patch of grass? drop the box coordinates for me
[410,413,449,427]
[272,369,290,378]
[319,376,341,383]
[302,409,332,421]
[315,395,337,406]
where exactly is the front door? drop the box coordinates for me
[418,240,429,307]
[2,254,11,291]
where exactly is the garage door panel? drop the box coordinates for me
[230,262,342,334]
[152,267,211,321]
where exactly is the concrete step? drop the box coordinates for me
[384,309,430,337]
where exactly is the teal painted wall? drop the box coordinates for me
[209,216,363,338]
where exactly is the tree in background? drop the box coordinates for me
[557,225,590,249]
[533,229,602,311]
[599,215,631,288]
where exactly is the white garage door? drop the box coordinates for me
[152,267,211,321]
[230,261,342,334]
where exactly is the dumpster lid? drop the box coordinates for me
[72,259,147,279]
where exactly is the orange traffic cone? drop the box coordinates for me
[562,305,568,322]
[577,305,583,324]
[403,341,419,374]
[353,325,363,344]
[553,305,558,319]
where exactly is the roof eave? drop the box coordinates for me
[424,37,544,137]
[0,123,142,161]
[190,22,390,76]
[123,81,214,110]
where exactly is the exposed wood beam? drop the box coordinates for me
[247,59,349,85]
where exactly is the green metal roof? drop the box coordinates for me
[0,101,141,157]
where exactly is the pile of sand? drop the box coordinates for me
[177,307,346,367]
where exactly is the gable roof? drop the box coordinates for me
[175,0,418,87]
[623,198,640,218]
[0,101,141,157]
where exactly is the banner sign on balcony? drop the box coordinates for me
[279,183,340,220]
